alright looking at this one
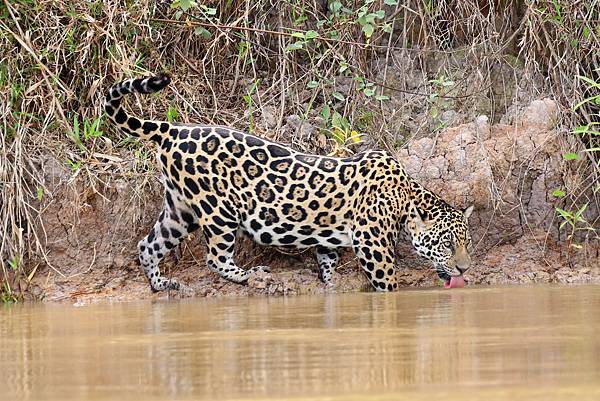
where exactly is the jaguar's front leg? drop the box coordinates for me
[351,227,399,292]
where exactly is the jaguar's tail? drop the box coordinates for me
[104,74,171,142]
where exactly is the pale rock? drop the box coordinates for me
[520,98,558,129]
[440,110,459,126]
[261,105,278,128]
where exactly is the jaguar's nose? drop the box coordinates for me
[454,247,471,274]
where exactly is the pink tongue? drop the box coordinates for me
[444,276,465,289]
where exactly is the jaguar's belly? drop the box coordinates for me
[240,218,352,249]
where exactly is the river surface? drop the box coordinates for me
[2,285,600,400]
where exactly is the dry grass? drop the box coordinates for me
[0,0,598,300]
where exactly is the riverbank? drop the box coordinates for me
[2,0,598,303]
[22,98,600,304]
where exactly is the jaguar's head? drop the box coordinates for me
[409,204,474,288]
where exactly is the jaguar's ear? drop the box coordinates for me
[463,205,474,220]
[412,204,432,232]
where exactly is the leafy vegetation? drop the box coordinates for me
[0,0,599,300]
[553,71,600,246]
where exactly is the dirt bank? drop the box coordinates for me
[22,98,599,303]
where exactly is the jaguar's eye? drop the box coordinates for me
[443,241,452,249]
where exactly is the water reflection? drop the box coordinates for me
[1,286,600,400]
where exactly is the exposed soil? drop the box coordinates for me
[22,97,600,304]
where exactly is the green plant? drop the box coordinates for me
[556,204,595,248]
[170,0,216,38]
[242,79,260,132]
[1,282,19,304]
[285,30,319,52]
[355,110,374,132]
[70,115,103,151]
[321,104,361,148]
[327,0,394,40]
[133,147,154,173]
[66,158,81,171]
[427,75,454,125]
[554,72,600,244]
[2,0,599,300]
[167,105,179,123]
[1,257,20,303]
[355,1,386,39]
[8,256,18,271]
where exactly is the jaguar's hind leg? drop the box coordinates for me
[203,224,268,283]
[316,246,340,283]
[138,195,199,292]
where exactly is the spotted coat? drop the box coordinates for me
[105,74,474,292]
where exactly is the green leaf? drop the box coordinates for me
[167,105,179,123]
[203,6,217,15]
[575,203,588,219]
[304,30,319,40]
[248,79,260,94]
[362,23,374,38]
[285,41,304,51]
[330,112,350,132]
[36,186,44,201]
[373,10,385,19]
[331,112,343,130]
[331,128,345,145]
[552,189,566,197]
[577,75,600,88]
[573,125,590,134]
[194,26,212,38]
[306,81,319,89]
[573,94,600,111]
[563,152,580,161]
[66,158,81,171]
[364,87,376,97]
[179,0,195,11]
[330,1,342,14]
[291,32,305,39]
[384,0,398,4]
[430,105,439,119]
[375,94,390,101]
[332,92,345,101]
[321,104,331,121]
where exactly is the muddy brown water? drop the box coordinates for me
[2,285,600,401]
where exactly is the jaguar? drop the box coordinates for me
[104,74,474,292]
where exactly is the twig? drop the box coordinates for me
[149,17,457,53]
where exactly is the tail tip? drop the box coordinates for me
[148,73,171,91]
